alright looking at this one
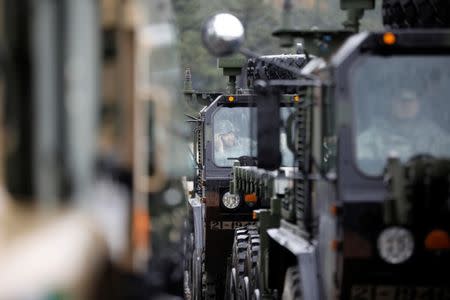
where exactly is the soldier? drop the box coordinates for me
[215,120,238,151]
[357,90,450,173]
[214,119,256,166]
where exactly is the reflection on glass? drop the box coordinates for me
[352,56,450,175]
[213,107,296,167]
[213,107,255,167]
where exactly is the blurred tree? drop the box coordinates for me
[290,0,382,30]
[172,0,222,91]
[172,0,382,92]
[173,0,282,91]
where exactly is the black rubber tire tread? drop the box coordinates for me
[226,266,238,300]
[230,225,258,300]
[281,267,302,300]
[245,234,261,296]
[241,276,250,300]
[383,0,450,28]
[252,289,260,300]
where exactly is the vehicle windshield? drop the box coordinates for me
[213,106,295,167]
[351,56,450,176]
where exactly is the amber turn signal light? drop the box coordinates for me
[244,193,257,203]
[425,230,450,250]
[383,32,396,45]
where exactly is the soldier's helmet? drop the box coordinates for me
[215,119,237,136]
[389,89,422,121]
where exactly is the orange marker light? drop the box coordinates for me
[228,95,235,102]
[425,230,450,250]
[383,32,396,45]
[252,211,257,220]
[245,193,257,203]
[293,95,301,102]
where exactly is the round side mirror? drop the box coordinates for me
[201,13,244,57]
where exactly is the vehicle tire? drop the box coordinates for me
[225,263,237,300]
[245,234,261,296]
[281,267,302,300]
[230,226,258,299]
[252,289,260,300]
[382,0,450,29]
[242,276,250,300]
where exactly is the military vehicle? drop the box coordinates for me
[188,0,450,299]
[183,12,313,299]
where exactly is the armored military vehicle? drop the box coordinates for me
[184,3,357,299]
[183,13,313,299]
[191,0,450,299]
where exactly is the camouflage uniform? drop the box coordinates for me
[213,119,256,166]
[357,118,450,172]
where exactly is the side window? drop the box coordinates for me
[211,105,296,168]
[213,107,256,167]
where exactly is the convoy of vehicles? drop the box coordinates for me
[185,0,450,299]
[0,0,449,299]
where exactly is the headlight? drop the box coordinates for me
[222,192,240,209]
[377,227,414,264]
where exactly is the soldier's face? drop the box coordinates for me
[392,98,420,120]
[221,132,236,147]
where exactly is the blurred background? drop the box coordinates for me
[173,0,382,91]
[0,0,191,299]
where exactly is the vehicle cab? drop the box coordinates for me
[308,30,450,299]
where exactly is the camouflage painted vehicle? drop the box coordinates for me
[194,0,450,299]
